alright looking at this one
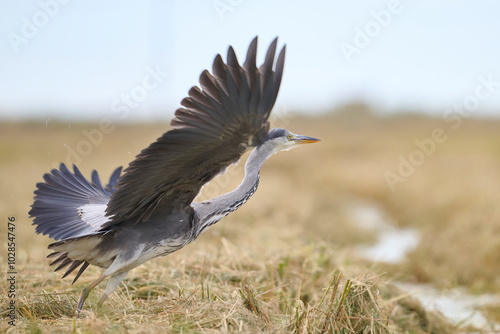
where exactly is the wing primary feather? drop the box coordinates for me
[179,99,226,129]
[106,167,122,192]
[249,68,262,115]
[181,89,227,124]
[72,261,90,284]
[243,36,258,80]
[49,253,67,265]
[91,170,104,191]
[262,44,286,120]
[70,165,101,196]
[106,37,285,223]
[174,107,222,130]
[227,46,239,68]
[54,258,73,272]
[173,112,222,137]
[61,260,83,279]
[226,46,241,88]
[199,70,222,104]
[212,54,229,95]
[260,37,278,79]
[47,251,61,259]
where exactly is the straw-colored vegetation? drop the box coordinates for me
[1,106,499,332]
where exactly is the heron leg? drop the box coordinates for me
[76,245,143,314]
[97,271,129,308]
[75,273,107,315]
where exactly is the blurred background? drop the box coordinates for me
[1,0,500,120]
[2,0,500,332]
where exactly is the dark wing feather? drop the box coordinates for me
[29,164,122,240]
[46,249,90,284]
[105,37,286,225]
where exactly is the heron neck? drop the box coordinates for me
[222,144,272,204]
[193,145,272,236]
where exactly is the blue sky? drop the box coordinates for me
[1,0,500,121]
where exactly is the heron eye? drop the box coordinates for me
[287,134,293,140]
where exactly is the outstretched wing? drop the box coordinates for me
[105,37,286,225]
[29,164,122,283]
[29,164,122,240]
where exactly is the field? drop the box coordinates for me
[1,107,500,333]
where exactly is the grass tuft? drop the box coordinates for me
[2,116,498,332]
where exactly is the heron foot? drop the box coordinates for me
[74,274,107,317]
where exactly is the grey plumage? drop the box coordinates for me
[29,37,319,313]
[105,37,285,224]
[31,163,121,240]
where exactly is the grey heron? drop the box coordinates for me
[29,37,319,313]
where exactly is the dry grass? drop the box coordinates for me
[1,240,454,333]
[2,108,498,332]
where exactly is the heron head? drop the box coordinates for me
[263,128,320,153]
